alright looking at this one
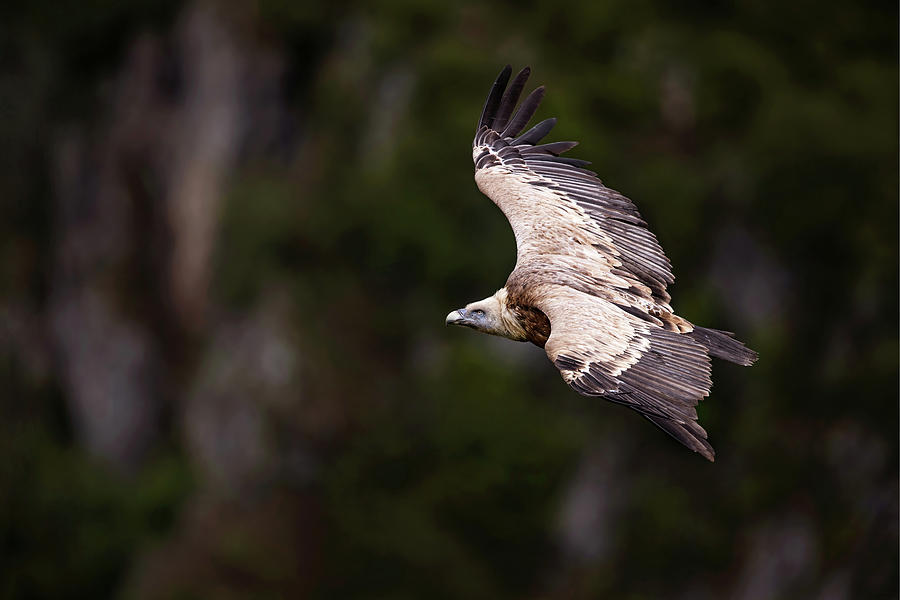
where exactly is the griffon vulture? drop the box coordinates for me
[446,66,757,461]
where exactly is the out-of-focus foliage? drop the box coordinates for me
[1,1,896,599]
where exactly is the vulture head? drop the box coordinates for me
[445,289,527,341]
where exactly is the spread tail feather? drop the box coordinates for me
[689,326,758,366]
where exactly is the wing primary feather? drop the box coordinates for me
[547,156,592,167]
[478,65,512,130]
[643,414,715,461]
[522,141,578,155]
[510,117,557,145]
[527,160,596,176]
[500,86,546,138]
[492,67,531,133]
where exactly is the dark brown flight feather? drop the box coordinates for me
[492,67,531,132]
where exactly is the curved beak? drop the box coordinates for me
[445,308,467,326]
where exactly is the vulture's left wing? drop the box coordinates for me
[472,65,675,308]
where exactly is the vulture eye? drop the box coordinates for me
[471,309,485,317]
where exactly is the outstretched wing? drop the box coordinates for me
[472,65,675,308]
[533,283,717,461]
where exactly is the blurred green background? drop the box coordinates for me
[2,1,897,598]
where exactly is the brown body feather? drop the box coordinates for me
[510,304,551,347]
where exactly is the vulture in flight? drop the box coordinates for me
[446,66,757,461]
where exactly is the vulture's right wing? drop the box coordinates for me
[534,283,717,461]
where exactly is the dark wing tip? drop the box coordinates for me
[510,117,557,146]
[492,66,532,133]
[522,140,578,155]
[644,414,716,461]
[500,85,546,139]
[477,65,513,131]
